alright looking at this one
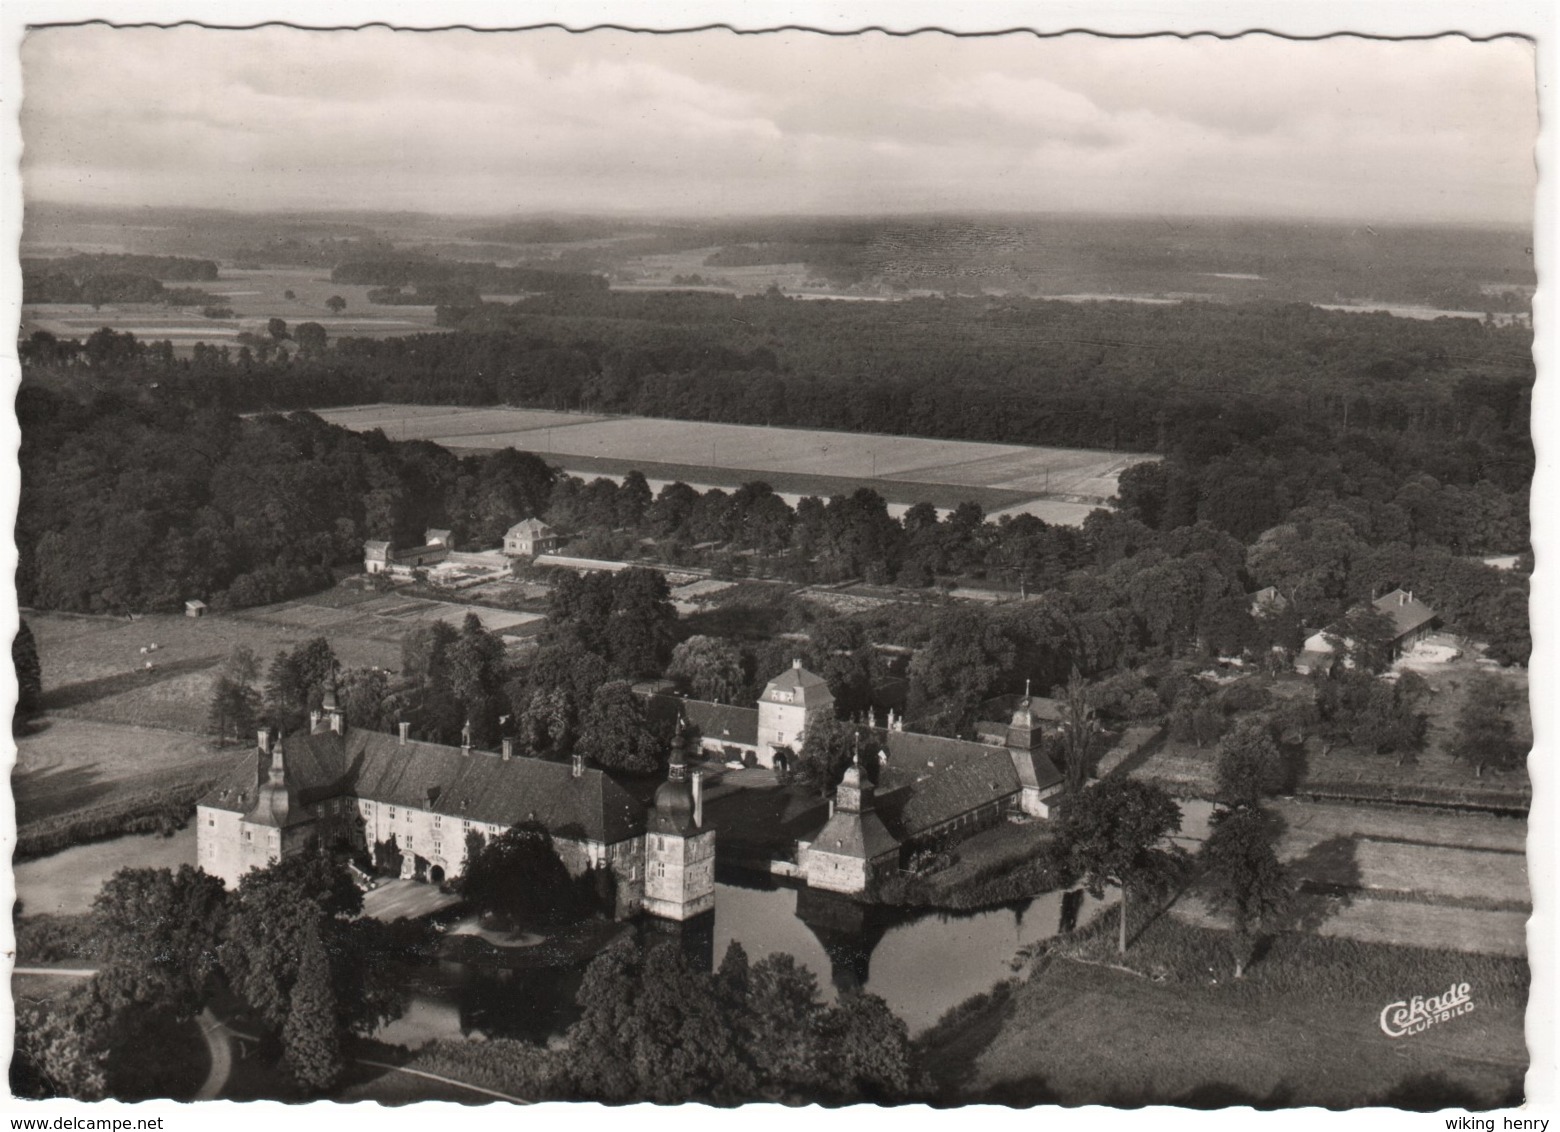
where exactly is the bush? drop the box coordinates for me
[410,1039,566,1100]
[15,914,108,965]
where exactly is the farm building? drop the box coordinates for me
[504,518,562,558]
[796,699,1065,898]
[362,529,452,575]
[1296,588,1440,673]
[184,600,207,618]
[195,694,714,922]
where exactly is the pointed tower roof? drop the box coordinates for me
[245,733,310,829]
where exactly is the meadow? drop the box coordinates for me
[937,920,1528,1108]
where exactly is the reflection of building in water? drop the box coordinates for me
[643,907,716,974]
[794,886,895,992]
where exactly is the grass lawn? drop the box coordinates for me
[937,915,1527,1109]
[13,717,223,827]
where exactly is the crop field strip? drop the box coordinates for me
[315,404,1150,512]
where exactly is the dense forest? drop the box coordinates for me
[21,253,224,307]
[16,287,1533,681]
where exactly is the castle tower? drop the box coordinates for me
[797,753,900,896]
[756,659,835,767]
[1005,679,1041,753]
[237,732,317,877]
[642,721,717,921]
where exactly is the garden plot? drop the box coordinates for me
[357,595,543,634]
[1351,840,1528,907]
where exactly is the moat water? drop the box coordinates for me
[378,879,1115,1047]
[16,808,1220,1045]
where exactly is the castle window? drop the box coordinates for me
[433,840,441,855]
[407,835,414,849]
[208,816,215,827]
[433,815,441,828]
[389,806,396,819]
[243,830,252,842]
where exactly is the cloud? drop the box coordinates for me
[19,26,1537,223]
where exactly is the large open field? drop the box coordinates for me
[20,267,447,349]
[16,592,542,841]
[314,403,1152,523]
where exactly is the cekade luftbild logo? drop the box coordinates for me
[1379,982,1475,1038]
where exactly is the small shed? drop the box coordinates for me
[185,600,208,619]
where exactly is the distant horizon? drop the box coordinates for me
[20,198,1536,235]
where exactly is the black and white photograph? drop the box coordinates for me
[2,3,1549,1118]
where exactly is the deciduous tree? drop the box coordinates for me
[1199,807,1292,977]
[1055,777,1183,954]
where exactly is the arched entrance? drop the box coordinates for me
[430,864,446,885]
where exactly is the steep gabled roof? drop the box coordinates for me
[435,750,647,843]
[199,727,646,844]
[506,518,554,538]
[644,694,760,748]
[1372,589,1438,640]
[876,730,1001,791]
[876,745,1021,841]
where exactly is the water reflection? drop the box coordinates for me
[383,877,1113,1048]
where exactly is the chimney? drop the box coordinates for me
[691,769,704,827]
[793,657,802,670]
[329,707,344,735]
[461,719,472,754]
[501,738,513,761]
[258,727,272,754]
[572,752,585,778]
[309,709,322,732]
[828,798,835,818]
[398,721,410,745]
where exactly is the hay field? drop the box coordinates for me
[315,404,1153,512]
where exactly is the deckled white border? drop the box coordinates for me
[0,4,1551,1131]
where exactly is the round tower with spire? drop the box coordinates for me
[643,718,717,921]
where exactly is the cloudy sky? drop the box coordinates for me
[19,25,1538,224]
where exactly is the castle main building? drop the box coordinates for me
[195,690,714,922]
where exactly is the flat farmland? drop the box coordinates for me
[20,266,446,349]
[315,403,1155,521]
